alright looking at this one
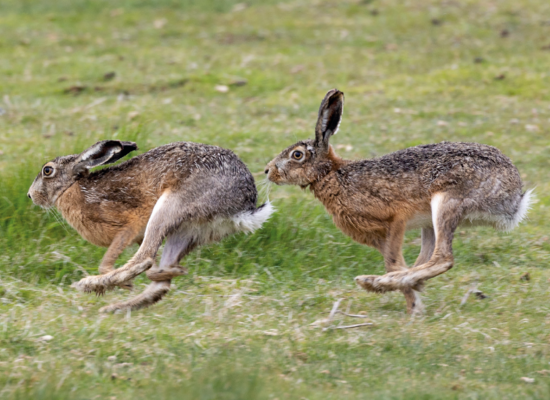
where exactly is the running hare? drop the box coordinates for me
[28,140,273,312]
[265,89,532,314]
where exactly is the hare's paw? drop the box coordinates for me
[72,276,115,295]
[99,281,171,313]
[355,271,406,293]
[355,272,425,293]
[74,258,153,295]
[410,298,426,315]
[146,265,188,281]
[402,275,426,293]
[117,281,134,291]
[355,275,389,293]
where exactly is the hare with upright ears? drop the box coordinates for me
[265,89,532,314]
[28,140,273,312]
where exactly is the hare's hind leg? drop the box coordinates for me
[98,281,171,313]
[145,233,195,281]
[73,191,179,294]
[400,194,460,288]
[413,227,436,267]
[399,227,435,314]
[99,231,196,313]
[356,193,460,293]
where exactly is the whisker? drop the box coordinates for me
[258,178,272,202]
[55,210,72,233]
[49,208,71,234]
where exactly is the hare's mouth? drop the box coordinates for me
[35,201,54,210]
[266,172,284,186]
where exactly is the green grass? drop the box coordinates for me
[1,0,550,398]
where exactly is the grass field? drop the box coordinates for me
[1,0,550,398]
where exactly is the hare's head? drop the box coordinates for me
[265,89,344,188]
[28,140,137,208]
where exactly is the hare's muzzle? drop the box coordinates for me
[264,165,280,184]
[264,161,275,181]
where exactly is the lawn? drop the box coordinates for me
[1,0,550,398]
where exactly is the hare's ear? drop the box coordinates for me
[314,89,344,151]
[75,140,138,170]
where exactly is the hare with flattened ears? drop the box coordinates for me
[28,140,273,312]
[265,89,532,314]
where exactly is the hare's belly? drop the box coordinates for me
[331,213,384,244]
[405,211,505,231]
[406,213,432,230]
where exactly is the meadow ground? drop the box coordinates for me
[1,0,550,398]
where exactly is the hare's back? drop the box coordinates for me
[336,142,523,220]
[143,142,249,173]
[379,142,515,172]
[87,141,258,214]
[146,141,257,202]
[367,142,521,193]
[101,141,253,181]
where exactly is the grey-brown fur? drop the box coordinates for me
[265,89,532,314]
[28,140,273,312]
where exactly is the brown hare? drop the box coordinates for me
[265,89,532,314]
[28,140,273,312]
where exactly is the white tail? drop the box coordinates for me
[231,201,275,233]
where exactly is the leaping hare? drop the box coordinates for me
[265,89,532,314]
[28,140,273,312]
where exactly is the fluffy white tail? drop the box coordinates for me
[499,189,534,231]
[231,201,275,233]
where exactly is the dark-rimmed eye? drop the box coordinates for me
[43,166,54,176]
[292,150,304,160]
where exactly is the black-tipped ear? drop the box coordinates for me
[314,89,344,151]
[75,140,138,170]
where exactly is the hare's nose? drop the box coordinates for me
[27,193,31,199]
[264,168,269,174]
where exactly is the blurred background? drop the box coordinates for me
[0,0,550,399]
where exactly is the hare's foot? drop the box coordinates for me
[403,288,425,316]
[99,281,171,313]
[408,290,426,315]
[72,276,114,295]
[73,258,153,295]
[117,281,134,291]
[146,264,188,281]
[355,271,425,293]
[98,265,134,291]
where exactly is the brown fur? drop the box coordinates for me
[28,140,273,312]
[266,89,531,314]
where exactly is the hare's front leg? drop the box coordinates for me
[355,220,424,314]
[97,228,140,291]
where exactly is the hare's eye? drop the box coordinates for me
[292,150,304,160]
[43,166,54,176]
